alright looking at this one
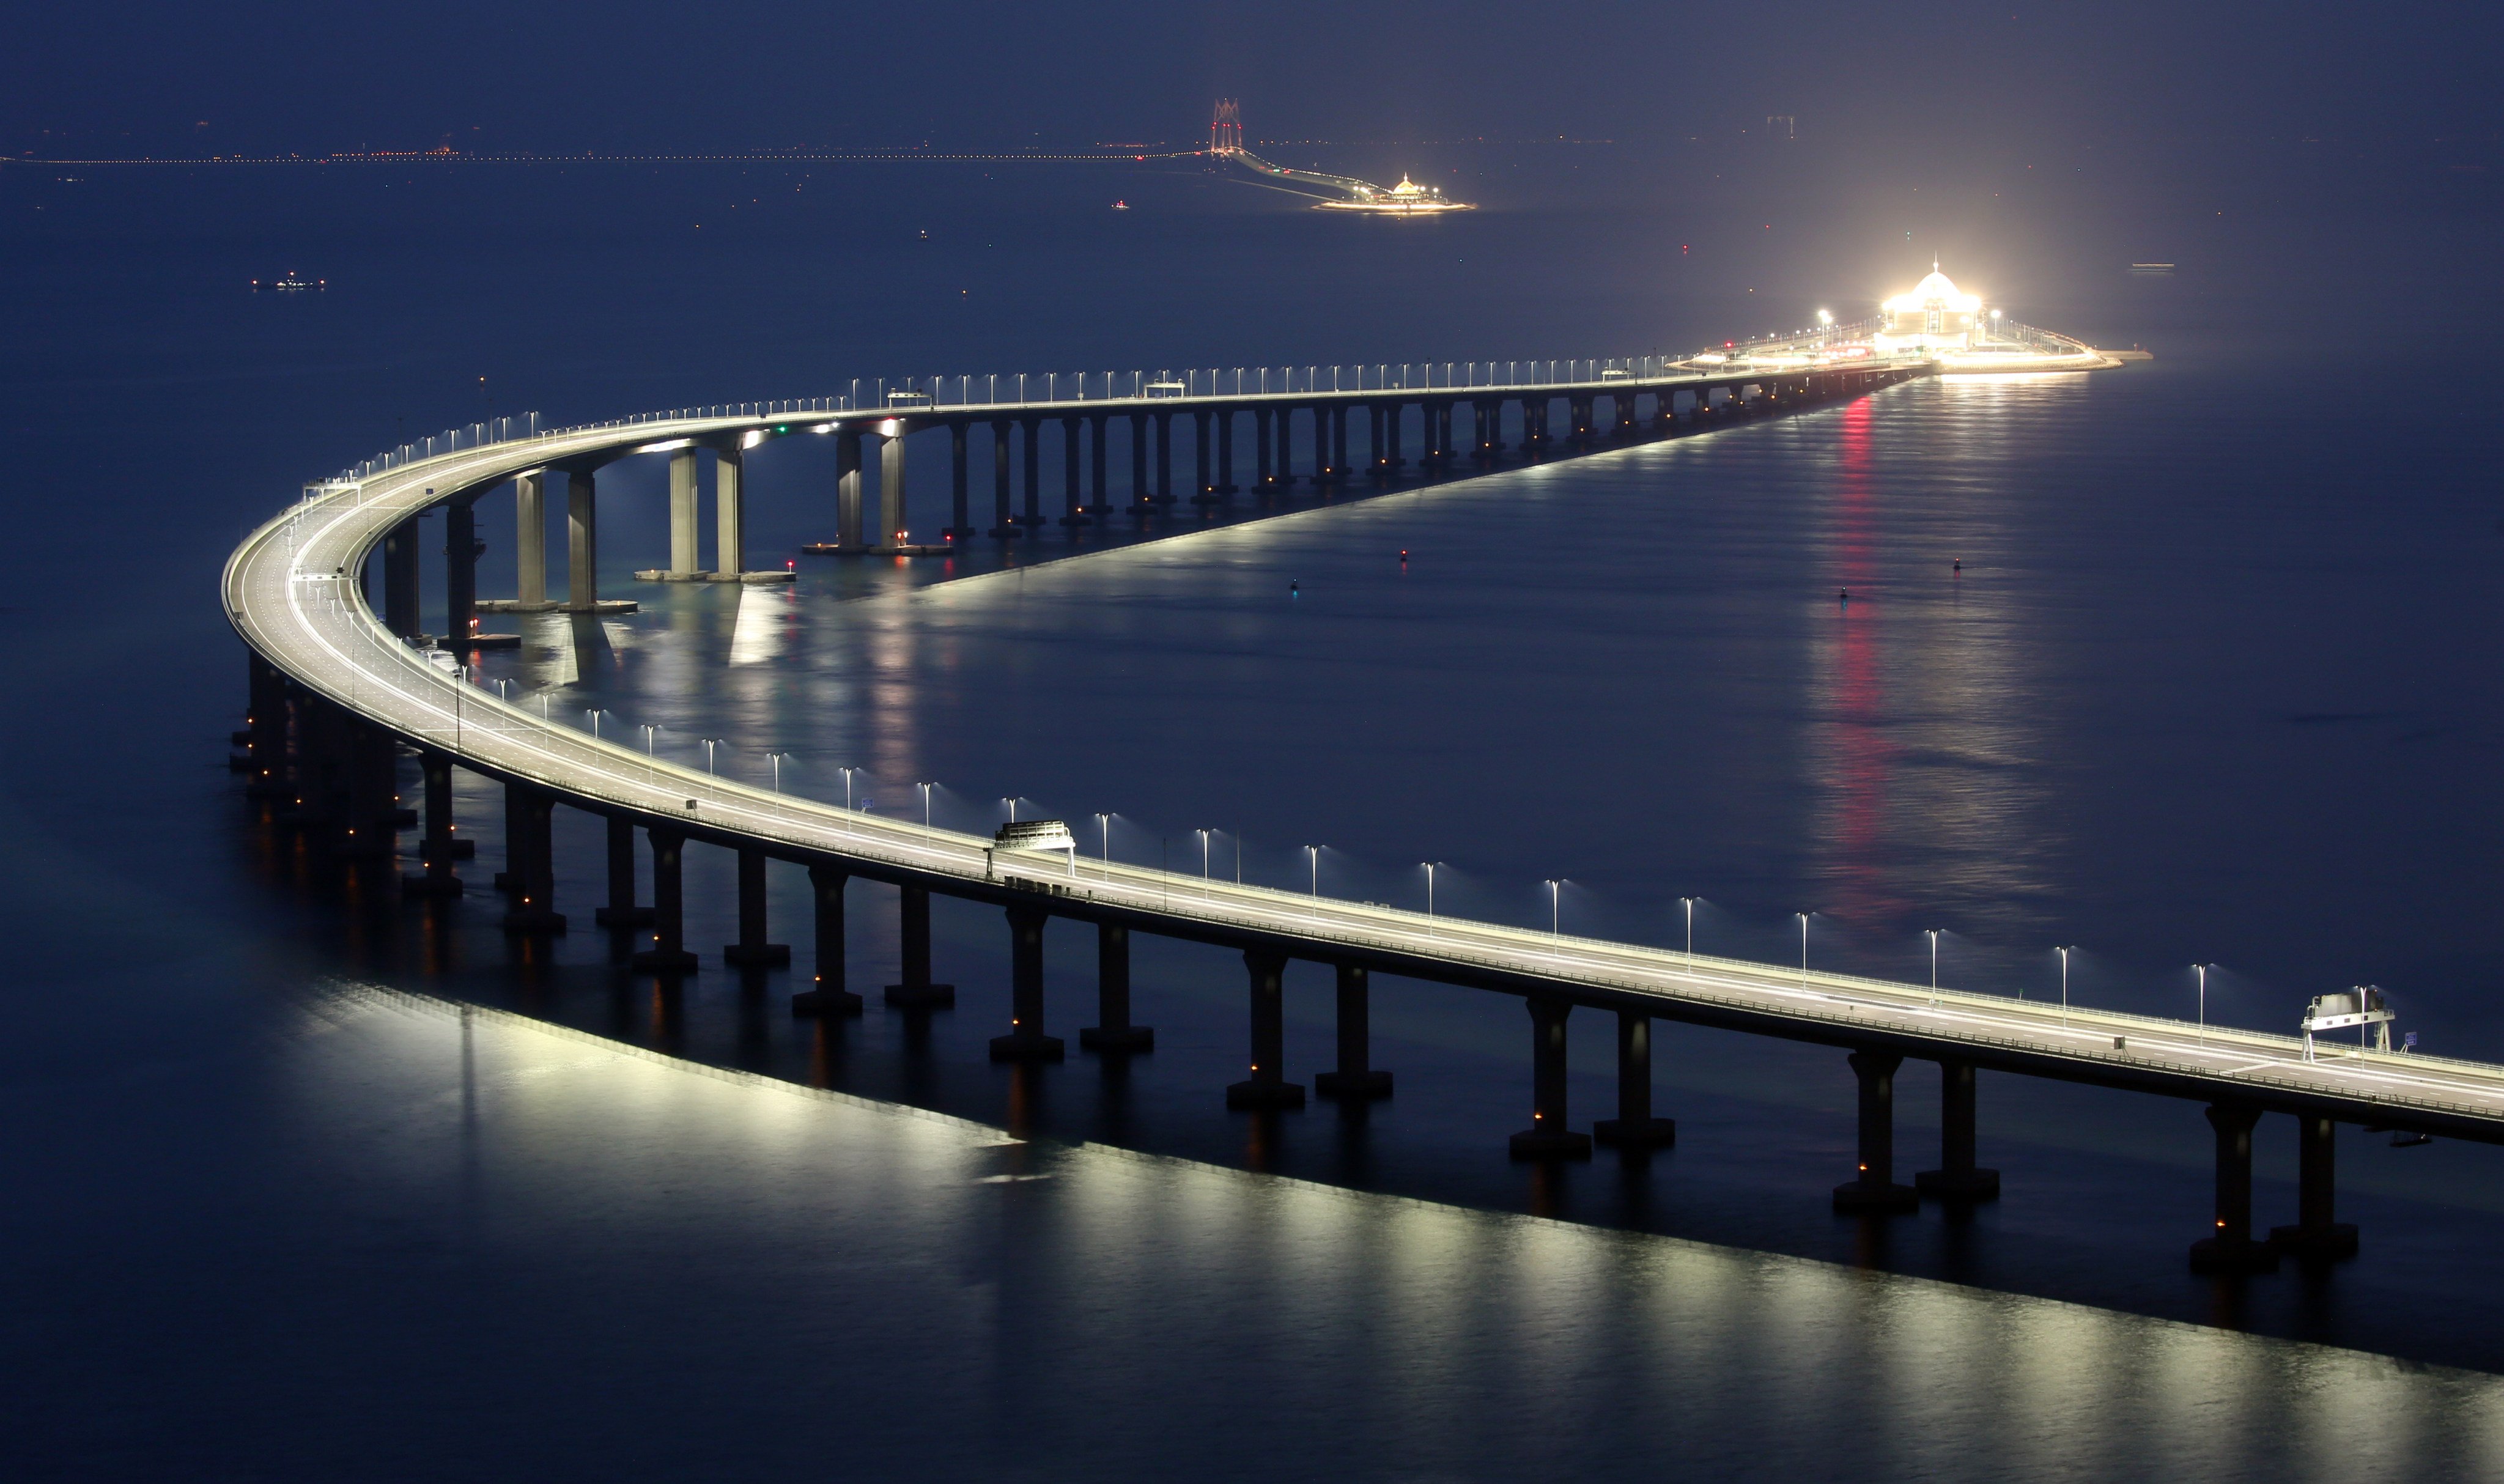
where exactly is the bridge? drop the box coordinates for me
[226,356,2489,1277]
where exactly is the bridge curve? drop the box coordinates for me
[227,371,2504,1268]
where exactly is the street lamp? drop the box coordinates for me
[1421,862,1439,918]
[838,766,861,811]
[1926,929,1942,1003]
[2058,946,2073,1027]
[2197,963,2213,1044]
[703,738,718,776]
[1304,845,1319,899]
[770,752,789,793]
[1095,813,1111,876]
[1545,879,1562,937]
[1196,829,1212,895]
[918,782,934,842]
[1797,912,1811,984]
[1680,896,1696,961]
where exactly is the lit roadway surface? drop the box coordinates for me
[224,406,2504,1143]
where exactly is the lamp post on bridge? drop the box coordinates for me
[1546,879,1562,938]
[1798,912,1811,986]
[1421,862,1439,920]
[1927,928,1942,1005]
[1680,896,1696,961]
[2197,963,2213,1044]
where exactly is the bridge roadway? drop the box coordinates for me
[228,380,2504,1266]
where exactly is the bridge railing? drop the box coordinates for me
[325,349,1917,490]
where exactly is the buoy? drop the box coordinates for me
[1290,579,1299,594]
[1952,558,1961,572]
[1399,549,1409,563]
[1839,588,1849,601]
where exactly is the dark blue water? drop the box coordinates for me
[6,158,2504,1478]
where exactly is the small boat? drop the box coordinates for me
[1110,199,1130,211]
[252,271,325,292]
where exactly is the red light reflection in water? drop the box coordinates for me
[1823,397,1907,928]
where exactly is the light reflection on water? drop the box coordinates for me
[279,982,2504,1480]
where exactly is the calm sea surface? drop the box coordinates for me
[2,162,2501,1477]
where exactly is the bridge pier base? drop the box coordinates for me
[942,424,975,541]
[631,828,700,973]
[500,785,566,934]
[1062,415,1091,525]
[401,751,463,897]
[2190,1103,2279,1272]
[791,866,862,1016]
[1915,1059,2001,1198]
[723,847,791,965]
[884,885,956,1008]
[987,421,1016,537]
[1020,419,1042,532]
[1079,922,1154,1052]
[1592,1010,1676,1147]
[1191,410,1216,504]
[2269,1114,2358,1260]
[990,905,1065,1061]
[1214,408,1236,494]
[1314,964,1393,1100]
[1510,995,1591,1159]
[1833,1050,1919,1211]
[594,815,650,926]
[1227,949,1304,1107]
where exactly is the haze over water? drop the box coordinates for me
[5,50,2503,1478]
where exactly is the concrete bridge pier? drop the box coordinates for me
[1568,394,1595,445]
[1510,996,1592,1159]
[1592,1010,1677,1147]
[1521,399,1549,457]
[791,866,863,1016]
[837,430,865,548]
[499,785,566,934]
[987,421,1016,537]
[1915,1059,2001,1198]
[1313,964,1393,1101]
[877,426,909,549]
[1613,393,1638,439]
[1254,406,1275,491]
[713,446,746,576]
[2190,1103,2280,1272]
[401,751,463,897]
[595,815,649,926]
[1273,407,1296,490]
[1020,419,1042,532]
[1330,405,1350,482]
[630,827,700,973]
[242,653,289,796]
[1088,415,1108,518]
[989,905,1065,1061]
[1055,416,1087,526]
[1833,1050,1919,1211]
[1367,406,1387,479]
[1079,922,1154,1051]
[1214,408,1236,495]
[944,424,975,541]
[668,448,701,575]
[1128,411,1151,512]
[723,848,791,965]
[884,885,956,1008]
[1153,411,1176,503]
[2270,1115,2358,1260]
[514,471,552,610]
[337,716,401,858]
[1227,949,1304,1107]
[382,515,423,637]
[1191,411,1216,504]
[565,469,602,611]
[443,497,478,646]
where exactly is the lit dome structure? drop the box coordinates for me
[1876,265,1982,350]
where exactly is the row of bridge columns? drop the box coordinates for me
[237,664,2366,1272]
[372,375,1882,631]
